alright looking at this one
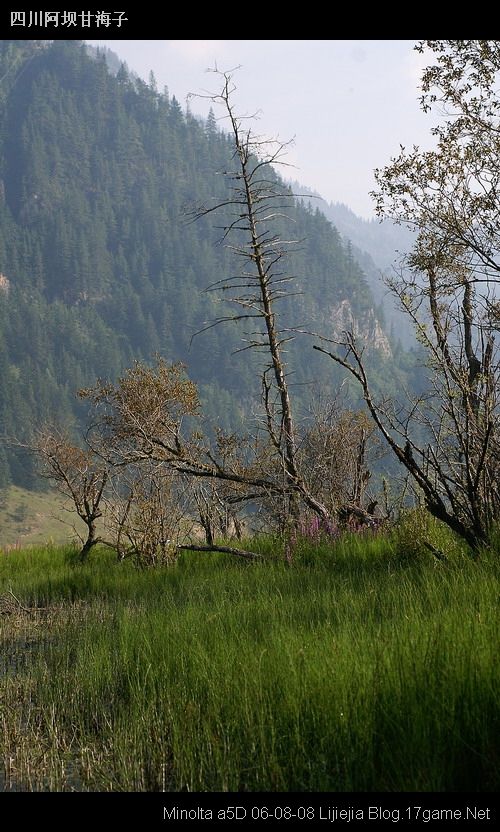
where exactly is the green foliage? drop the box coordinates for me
[393,507,471,562]
[1,538,498,790]
[370,41,500,549]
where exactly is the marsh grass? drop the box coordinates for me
[0,536,498,791]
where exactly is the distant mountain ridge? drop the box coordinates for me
[321,201,413,266]
[289,181,415,346]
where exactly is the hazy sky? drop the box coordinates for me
[86,39,432,219]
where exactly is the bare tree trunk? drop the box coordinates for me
[79,517,98,561]
[192,72,331,527]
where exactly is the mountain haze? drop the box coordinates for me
[289,181,415,346]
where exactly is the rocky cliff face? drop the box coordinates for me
[0,274,10,295]
[328,299,392,359]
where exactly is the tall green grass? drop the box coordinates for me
[1,537,498,791]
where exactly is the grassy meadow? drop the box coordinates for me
[0,527,499,792]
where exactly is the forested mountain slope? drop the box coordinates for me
[0,40,402,488]
[288,180,416,346]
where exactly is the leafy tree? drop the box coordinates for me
[316,41,500,551]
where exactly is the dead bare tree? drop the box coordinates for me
[315,41,500,552]
[188,70,331,526]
